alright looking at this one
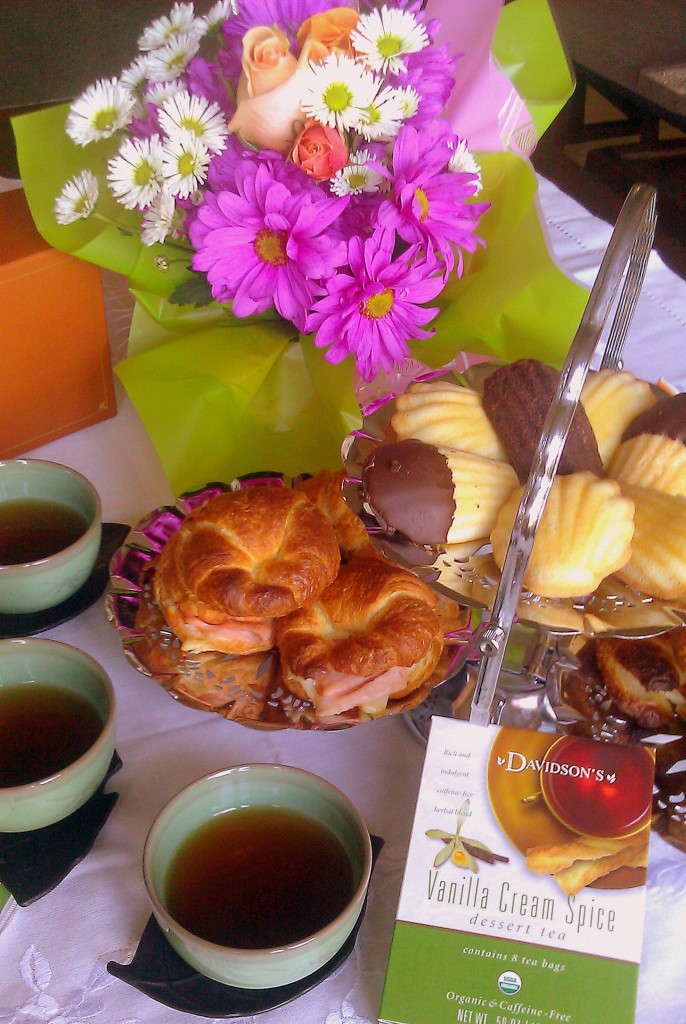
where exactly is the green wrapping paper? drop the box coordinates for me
[12,0,589,494]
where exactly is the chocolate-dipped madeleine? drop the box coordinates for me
[362,438,517,546]
[610,392,686,496]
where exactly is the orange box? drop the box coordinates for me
[0,188,116,457]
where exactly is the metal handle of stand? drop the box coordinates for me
[469,183,658,726]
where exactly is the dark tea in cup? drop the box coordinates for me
[144,764,372,989]
[0,683,103,788]
[165,805,355,949]
[0,459,101,614]
[0,638,116,832]
[0,499,89,565]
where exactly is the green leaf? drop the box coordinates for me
[169,275,215,308]
[425,829,454,841]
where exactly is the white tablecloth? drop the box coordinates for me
[2,177,686,1023]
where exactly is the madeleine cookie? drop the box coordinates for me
[615,484,686,600]
[581,368,656,466]
[490,471,634,599]
[610,433,686,497]
[391,380,506,460]
[481,359,604,482]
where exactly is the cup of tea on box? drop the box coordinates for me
[0,637,116,832]
[0,458,102,614]
[539,735,654,839]
[143,764,373,990]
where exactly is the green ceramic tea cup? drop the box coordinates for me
[143,764,372,989]
[0,638,116,832]
[0,458,102,614]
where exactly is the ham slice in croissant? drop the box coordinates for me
[154,487,340,655]
[276,555,444,717]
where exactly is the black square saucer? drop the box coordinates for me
[0,522,130,639]
[0,751,122,906]
[108,835,384,1018]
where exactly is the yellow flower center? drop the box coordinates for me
[347,170,367,191]
[178,152,197,178]
[378,34,403,59]
[255,228,288,266]
[415,187,429,222]
[180,116,204,137]
[134,162,155,187]
[323,82,353,113]
[168,53,188,72]
[360,288,394,320]
[94,107,118,132]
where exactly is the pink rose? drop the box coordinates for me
[291,119,348,180]
[229,30,316,153]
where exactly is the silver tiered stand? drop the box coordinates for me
[350,183,661,741]
[466,182,658,730]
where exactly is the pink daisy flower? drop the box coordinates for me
[307,227,444,382]
[376,122,490,275]
[189,159,349,329]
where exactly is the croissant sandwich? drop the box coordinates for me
[153,487,341,656]
[276,555,444,718]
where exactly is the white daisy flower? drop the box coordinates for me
[146,31,203,83]
[162,130,211,198]
[120,56,153,118]
[141,189,183,245]
[358,85,406,141]
[54,170,99,224]
[351,6,429,76]
[146,80,186,107]
[300,53,380,133]
[158,90,228,154]
[330,150,385,196]
[201,0,236,30]
[138,2,203,50]
[65,78,135,146]
[107,134,165,210]
[120,55,151,93]
[394,85,420,120]
[448,140,483,194]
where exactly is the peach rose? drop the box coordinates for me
[230,33,317,153]
[296,7,359,62]
[239,25,298,99]
[291,119,348,180]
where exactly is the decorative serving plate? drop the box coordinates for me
[106,476,472,731]
[341,371,686,641]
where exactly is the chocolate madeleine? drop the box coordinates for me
[481,359,603,483]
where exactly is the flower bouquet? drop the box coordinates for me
[12,0,587,493]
